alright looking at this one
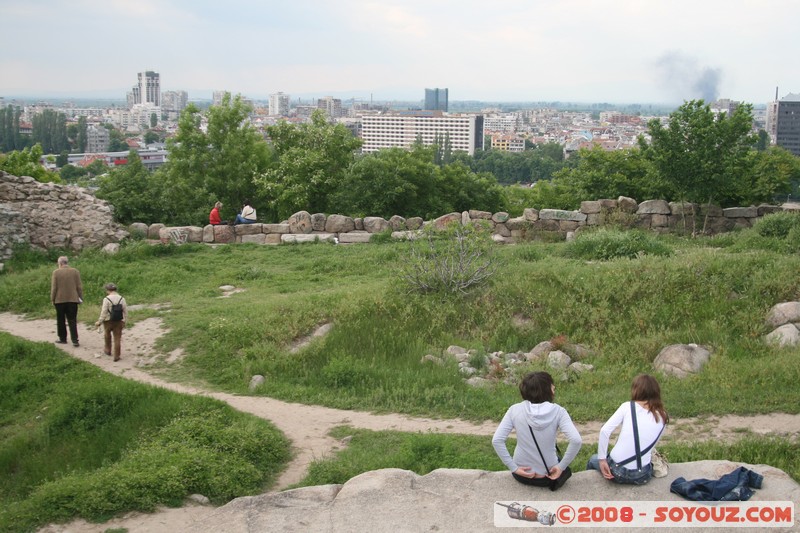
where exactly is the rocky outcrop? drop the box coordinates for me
[188,462,800,533]
[0,171,128,259]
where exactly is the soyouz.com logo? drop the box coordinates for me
[494,501,795,528]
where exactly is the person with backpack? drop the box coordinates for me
[94,283,127,361]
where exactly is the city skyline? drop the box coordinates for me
[1,1,798,105]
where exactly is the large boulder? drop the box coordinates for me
[363,216,390,233]
[311,213,327,231]
[188,462,800,533]
[765,302,800,329]
[765,324,800,348]
[653,344,712,378]
[288,211,313,234]
[325,214,355,233]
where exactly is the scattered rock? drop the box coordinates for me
[249,375,266,391]
[547,350,571,370]
[466,376,489,387]
[102,243,120,254]
[653,343,712,378]
[569,362,595,374]
[188,494,210,505]
[765,324,800,347]
[766,302,800,329]
[526,341,554,361]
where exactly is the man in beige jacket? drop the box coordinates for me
[51,256,83,347]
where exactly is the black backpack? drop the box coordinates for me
[106,297,124,321]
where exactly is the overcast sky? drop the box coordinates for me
[1,0,797,104]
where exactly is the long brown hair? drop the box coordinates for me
[631,374,669,424]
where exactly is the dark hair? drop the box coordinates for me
[519,371,554,403]
[631,374,669,424]
[104,283,118,291]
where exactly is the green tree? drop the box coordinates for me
[537,142,565,162]
[551,145,662,202]
[150,113,158,129]
[143,130,159,145]
[437,162,505,215]
[0,105,24,152]
[639,100,757,206]
[164,93,272,223]
[96,151,159,223]
[743,147,799,204]
[261,109,361,219]
[31,109,68,154]
[334,147,440,218]
[77,116,88,153]
[60,163,88,183]
[55,150,69,168]
[0,144,59,182]
[107,127,129,152]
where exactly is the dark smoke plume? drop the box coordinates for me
[655,51,722,102]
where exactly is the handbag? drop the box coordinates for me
[651,448,669,478]
[528,426,572,491]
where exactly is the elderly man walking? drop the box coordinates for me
[51,256,83,347]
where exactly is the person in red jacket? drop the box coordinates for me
[209,201,222,225]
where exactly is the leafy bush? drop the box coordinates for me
[398,223,496,294]
[754,211,800,239]
[564,229,673,260]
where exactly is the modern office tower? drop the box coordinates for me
[360,111,483,155]
[162,90,188,113]
[424,88,448,112]
[774,93,800,156]
[130,71,160,107]
[269,92,290,116]
[317,96,343,118]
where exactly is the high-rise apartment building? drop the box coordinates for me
[86,125,110,153]
[317,96,343,118]
[361,111,483,155]
[130,71,160,108]
[212,91,228,107]
[774,93,800,156]
[269,92,290,116]
[424,88,448,112]
[162,90,188,114]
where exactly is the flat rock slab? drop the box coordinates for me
[189,461,799,532]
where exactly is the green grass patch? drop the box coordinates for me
[0,334,291,532]
[1,234,799,424]
[293,427,800,488]
[564,228,673,260]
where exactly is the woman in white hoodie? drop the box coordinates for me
[492,371,582,486]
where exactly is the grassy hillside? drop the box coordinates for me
[2,219,799,529]
[2,227,798,423]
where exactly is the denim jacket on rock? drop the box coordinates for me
[670,466,764,502]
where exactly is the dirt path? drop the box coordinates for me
[1,312,798,532]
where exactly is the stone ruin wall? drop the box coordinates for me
[1,170,798,259]
[0,171,129,260]
[134,198,795,246]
